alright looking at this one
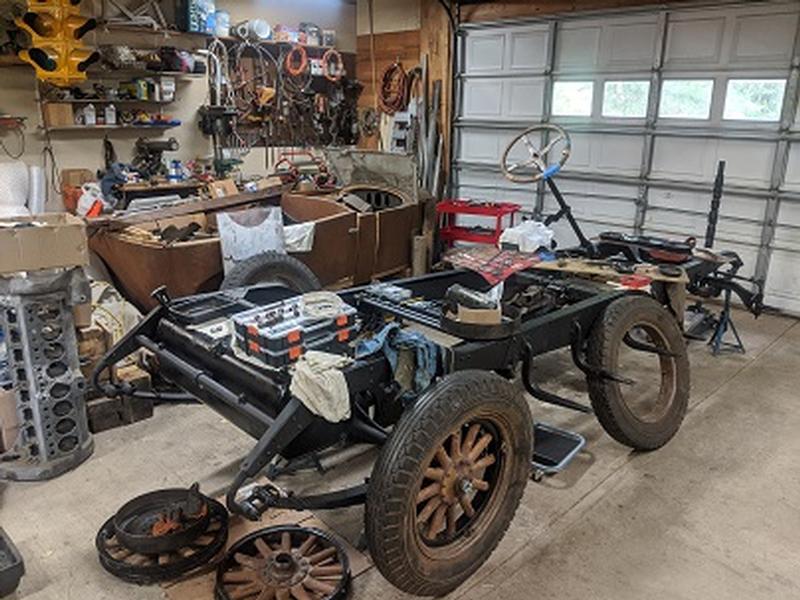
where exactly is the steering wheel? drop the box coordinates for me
[500,124,572,184]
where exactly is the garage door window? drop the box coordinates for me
[659,79,714,120]
[552,81,594,117]
[723,79,786,122]
[602,81,651,118]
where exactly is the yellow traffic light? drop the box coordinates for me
[16,0,99,87]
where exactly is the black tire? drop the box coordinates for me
[365,371,532,597]
[221,252,321,292]
[587,295,690,451]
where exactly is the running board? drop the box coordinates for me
[531,422,586,481]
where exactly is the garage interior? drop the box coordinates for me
[0,1,799,599]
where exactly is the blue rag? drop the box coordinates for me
[356,323,439,397]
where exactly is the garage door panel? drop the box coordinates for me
[508,28,550,71]
[605,22,659,69]
[730,12,799,66]
[648,189,766,222]
[652,138,774,187]
[782,144,800,192]
[544,193,636,226]
[463,80,504,118]
[594,135,644,175]
[460,130,504,163]
[765,250,800,312]
[651,137,711,181]
[558,180,639,201]
[560,133,642,175]
[773,203,800,251]
[506,78,546,119]
[665,17,725,68]
[556,26,601,70]
[716,140,775,187]
[465,33,505,73]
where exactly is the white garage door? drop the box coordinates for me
[453,0,800,313]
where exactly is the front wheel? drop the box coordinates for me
[365,371,532,597]
[587,295,690,450]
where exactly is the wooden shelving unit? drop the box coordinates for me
[40,124,179,132]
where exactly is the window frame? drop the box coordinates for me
[722,77,787,123]
[551,79,596,118]
[601,79,652,119]
[658,78,716,121]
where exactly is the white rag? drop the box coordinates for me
[290,351,353,422]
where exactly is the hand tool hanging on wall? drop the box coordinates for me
[16,0,100,87]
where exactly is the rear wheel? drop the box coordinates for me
[587,295,690,450]
[365,371,532,597]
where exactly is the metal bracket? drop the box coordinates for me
[226,397,316,520]
[570,323,635,386]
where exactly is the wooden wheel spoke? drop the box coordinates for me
[304,577,336,595]
[228,582,262,600]
[417,496,443,524]
[450,429,462,461]
[472,454,496,471]
[308,546,337,565]
[458,494,476,518]
[462,423,480,456]
[446,504,459,537]
[424,467,444,481]
[468,433,493,462]
[254,538,272,558]
[416,482,441,504]
[223,570,259,584]
[310,564,343,577]
[298,534,317,556]
[280,532,291,552]
[290,585,312,600]
[427,503,448,539]
[234,552,262,570]
[276,589,290,600]
[255,589,276,600]
[435,446,452,469]
[471,478,491,492]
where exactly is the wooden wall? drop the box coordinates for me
[356,29,421,149]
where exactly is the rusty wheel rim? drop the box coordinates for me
[216,526,350,600]
[96,497,229,585]
[415,418,506,549]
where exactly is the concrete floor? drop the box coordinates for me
[3,307,800,600]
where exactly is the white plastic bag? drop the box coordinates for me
[218,207,285,274]
[500,220,554,253]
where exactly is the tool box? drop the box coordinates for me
[231,296,357,368]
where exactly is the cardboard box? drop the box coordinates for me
[0,389,19,453]
[208,179,239,198]
[0,213,89,275]
[43,102,74,127]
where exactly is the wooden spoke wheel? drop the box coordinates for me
[366,371,532,597]
[96,496,229,585]
[215,526,350,600]
[416,420,501,546]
